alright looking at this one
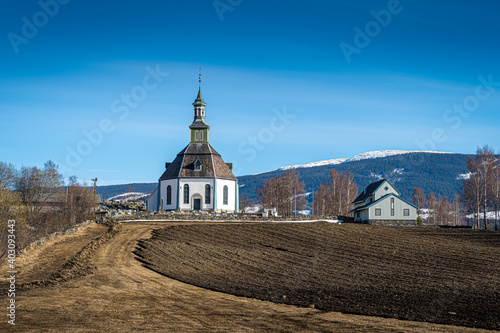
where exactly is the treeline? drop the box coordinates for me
[313,170,358,216]
[0,161,96,259]
[412,188,462,226]
[257,169,357,217]
[413,146,500,229]
[462,146,500,229]
[258,169,307,217]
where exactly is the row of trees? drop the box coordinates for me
[313,170,358,216]
[413,188,462,225]
[462,146,500,229]
[0,161,96,258]
[258,169,307,217]
[412,146,500,229]
[257,169,358,217]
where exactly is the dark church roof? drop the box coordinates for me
[159,143,236,181]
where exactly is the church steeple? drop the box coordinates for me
[189,68,209,143]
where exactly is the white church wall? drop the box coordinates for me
[160,179,178,211]
[146,187,158,211]
[178,178,215,211]
[216,179,237,212]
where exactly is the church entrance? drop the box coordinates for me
[193,198,201,210]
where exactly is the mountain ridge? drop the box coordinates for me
[96,150,470,204]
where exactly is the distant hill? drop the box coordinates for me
[97,151,471,204]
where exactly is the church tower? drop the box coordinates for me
[146,72,239,213]
[189,88,209,143]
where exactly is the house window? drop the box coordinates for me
[223,185,228,205]
[194,159,202,171]
[404,209,410,216]
[166,185,172,205]
[205,184,211,204]
[391,198,395,216]
[375,208,381,216]
[183,184,189,204]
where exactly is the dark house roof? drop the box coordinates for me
[352,179,387,204]
[159,143,236,181]
[349,192,419,213]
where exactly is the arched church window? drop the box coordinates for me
[205,184,211,204]
[194,131,199,141]
[166,185,172,205]
[223,185,228,205]
[184,184,189,204]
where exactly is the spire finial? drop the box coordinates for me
[199,66,202,87]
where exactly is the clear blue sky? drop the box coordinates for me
[1,0,499,185]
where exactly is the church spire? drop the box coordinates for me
[189,68,209,143]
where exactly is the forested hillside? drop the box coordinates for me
[238,153,470,203]
[97,153,470,203]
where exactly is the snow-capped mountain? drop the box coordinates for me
[278,158,348,171]
[346,150,453,162]
[265,150,455,173]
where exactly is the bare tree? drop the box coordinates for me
[0,162,17,190]
[413,187,425,215]
[258,169,306,217]
[313,170,358,217]
[462,146,496,229]
[239,195,254,213]
[427,192,437,225]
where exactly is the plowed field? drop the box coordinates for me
[136,222,500,330]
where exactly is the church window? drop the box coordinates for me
[166,185,172,205]
[184,184,189,204]
[200,130,204,141]
[391,198,395,216]
[194,131,199,141]
[194,159,202,171]
[205,184,211,204]
[223,185,228,205]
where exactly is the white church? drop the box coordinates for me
[147,84,239,212]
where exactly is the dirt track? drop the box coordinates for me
[0,221,496,332]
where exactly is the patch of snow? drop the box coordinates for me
[393,168,405,175]
[370,172,383,180]
[244,204,261,214]
[107,192,148,201]
[457,172,472,180]
[346,150,454,163]
[466,211,500,219]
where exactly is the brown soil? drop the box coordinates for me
[136,222,500,330]
[0,221,496,332]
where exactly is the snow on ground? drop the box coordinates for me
[108,192,149,201]
[244,205,261,214]
[393,168,405,175]
[466,211,500,219]
[457,172,472,180]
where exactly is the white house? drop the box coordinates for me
[147,86,239,212]
[350,179,418,224]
